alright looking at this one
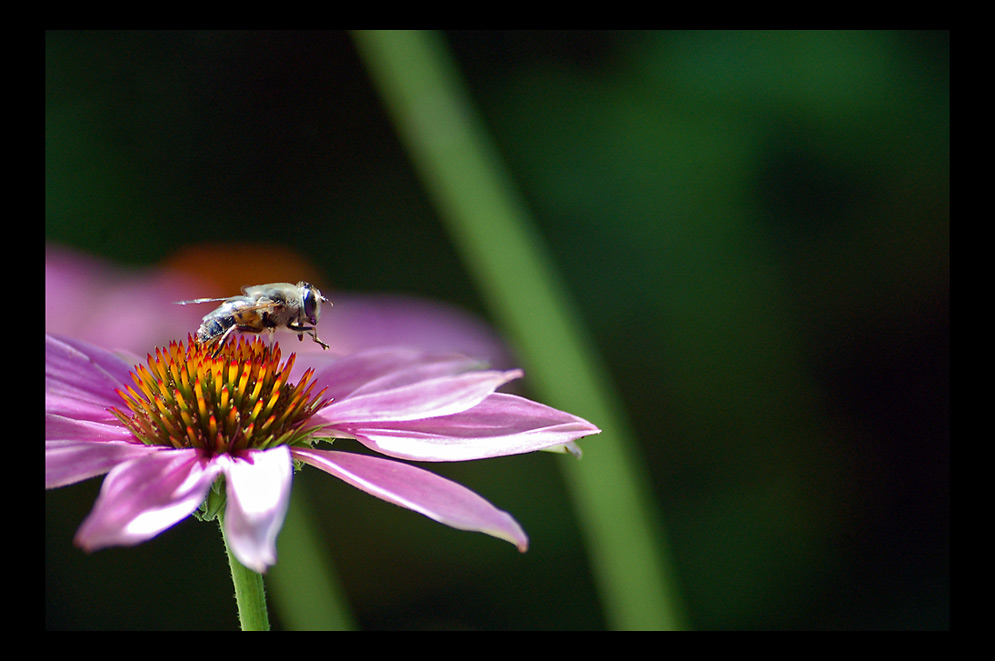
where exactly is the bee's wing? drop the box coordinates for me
[177,298,285,314]
[235,300,285,313]
[175,296,231,305]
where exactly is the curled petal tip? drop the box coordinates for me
[543,441,584,459]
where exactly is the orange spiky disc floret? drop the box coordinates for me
[110,335,329,455]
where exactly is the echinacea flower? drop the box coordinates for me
[46,333,600,573]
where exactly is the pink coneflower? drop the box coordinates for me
[46,333,599,573]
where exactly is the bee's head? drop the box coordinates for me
[298,282,326,325]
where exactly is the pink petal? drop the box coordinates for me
[46,412,135,444]
[46,437,164,489]
[216,447,294,573]
[74,449,222,551]
[317,367,524,424]
[46,334,133,423]
[310,347,488,400]
[336,393,601,462]
[292,447,528,551]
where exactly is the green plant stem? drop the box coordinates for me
[219,510,271,631]
[351,30,687,630]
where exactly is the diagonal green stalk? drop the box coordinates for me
[266,490,358,630]
[351,30,687,630]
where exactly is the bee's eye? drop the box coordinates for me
[301,287,319,323]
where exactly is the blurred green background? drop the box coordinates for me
[45,30,948,630]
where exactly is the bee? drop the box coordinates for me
[177,281,331,355]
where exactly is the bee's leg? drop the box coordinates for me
[236,325,264,334]
[307,330,330,350]
[289,323,330,351]
[234,325,273,351]
[210,325,240,357]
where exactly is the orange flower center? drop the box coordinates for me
[111,336,329,455]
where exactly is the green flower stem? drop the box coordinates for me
[352,30,687,630]
[219,509,271,631]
